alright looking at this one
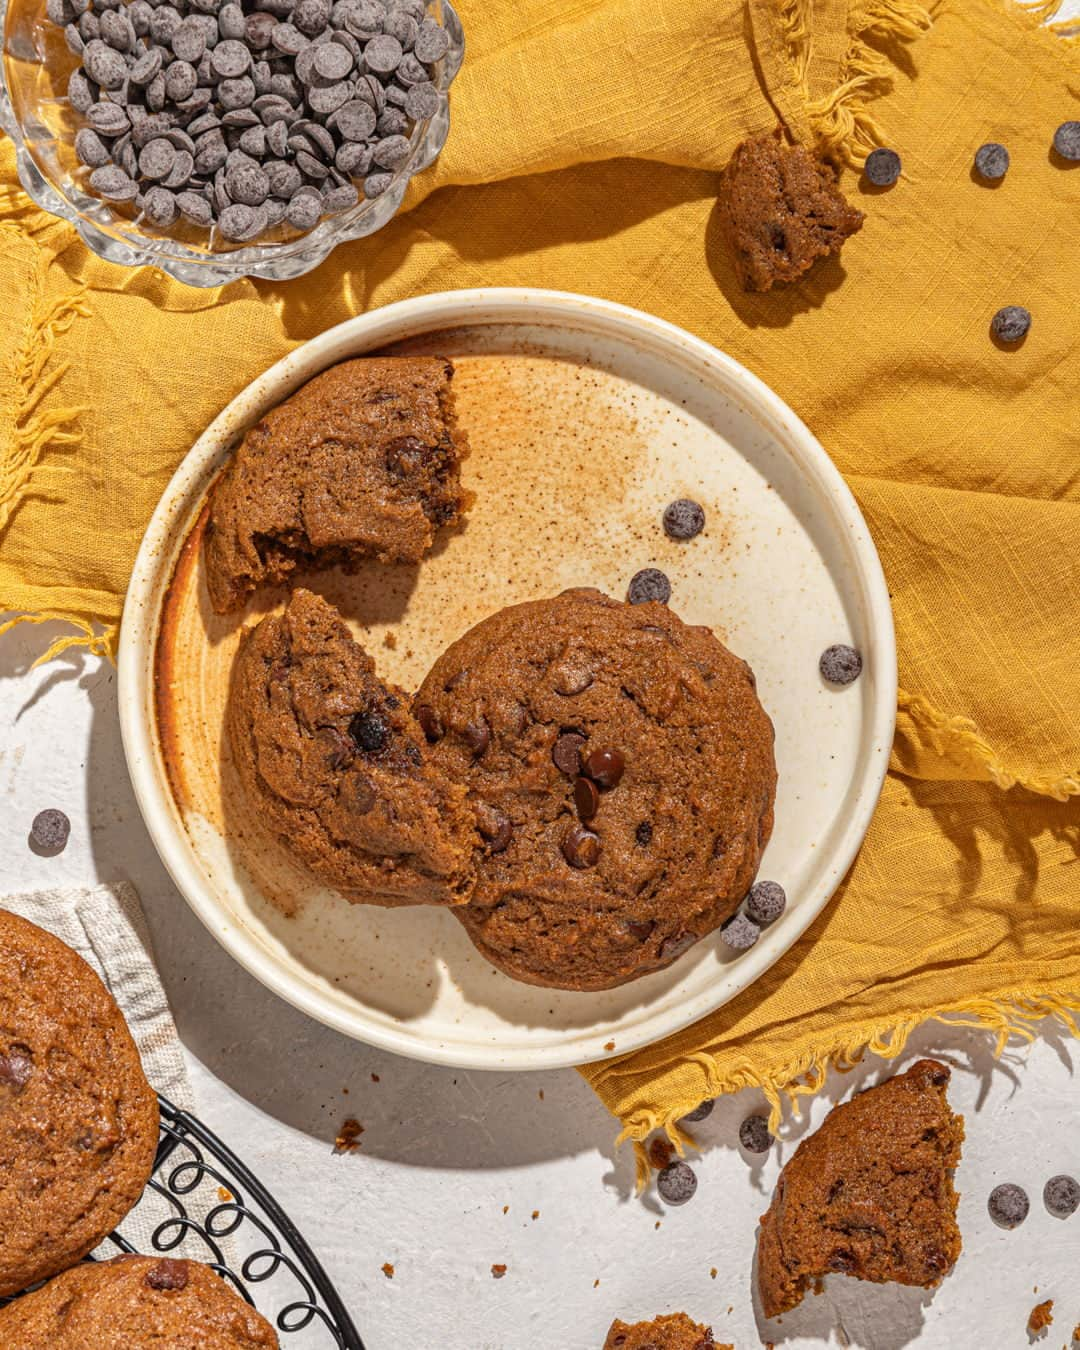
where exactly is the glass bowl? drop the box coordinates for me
[0,0,462,286]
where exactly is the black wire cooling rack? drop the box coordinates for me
[6,1094,364,1349]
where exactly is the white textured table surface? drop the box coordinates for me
[2,615,1080,1350]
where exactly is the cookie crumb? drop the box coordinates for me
[371,1073,380,1083]
[381,1263,394,1280]
[649,1137,675,1171]
[531,1210,540,1220]
[502,1205,509,1215]
[383,632,397,649]
[593,1278,600,1288]
[334,1118,364,1153]
[710,1268,718,1279]
[217,1186,233,1203]
[655,1221,661,1230]
[1028,1300,1053,1334]
[538,1089,544,1100]
[604,1041,616,1052]
[491,1264,507,1279]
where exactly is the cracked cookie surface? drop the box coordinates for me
[0,911,159,1297]
[226,587,476,908]
[717,131,864,292]
[415,589,776,990]
[757,1059,965,1319]
[0,1255,278,1347]
[204,356,470,614]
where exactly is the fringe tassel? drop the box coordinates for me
[805,0,933,165]
[898,689,1080,801]
[620,992,1080,1188]
[0,612,118,665]
[0,229,90,537]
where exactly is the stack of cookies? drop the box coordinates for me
[0,909,279,1348]
[206,355,778,991]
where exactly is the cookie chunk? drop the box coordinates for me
[604,1312,725,1349]
[717,131,864,292]
[416,589,776,990]
[0,1255,278,1347]
[204,357,470,613]
[0,911,159,1298]
[757,1060,964,1319]
[226,588,476,907]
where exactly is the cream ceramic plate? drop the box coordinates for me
[118,289,896,1071]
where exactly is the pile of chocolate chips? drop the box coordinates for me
[46,0,448,241]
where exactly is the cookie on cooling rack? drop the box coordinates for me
[415,588,777,990]
[204,356,471,613]
[0,1255,278,1347]
[0,910,159,1298]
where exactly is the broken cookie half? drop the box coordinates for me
[717,130,864,292]
[757,1059,964,1319]
[226,588,477,908]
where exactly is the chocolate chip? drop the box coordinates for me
[626,918,655,941]
[0,1051,33,1091]
[627,568,671,605]
[552,731,586,776]
[145,1258,189,1291]
[31,808,71,852]
[988,1182,1029,1228]
[746,880,786,926]
[573,775,599,821]
[476,802,512,854]
[583,747,624,790]
[349,711,391,754]
[974,142,1009,181]
[720,912,760,951]
[991,305,1031,344]
[416,704,444,743]
[462,720,490,757]
[657,1160,697,1206]
[679,1099,714,1125]
[1044,1175,1080,1219]
[739,1114,773,1153]
[1053,121,1080,161]
[864,147,901,186]
[635,821,653,847]
[658,931,696,963]
[561,824,600,869]
[819,644,862,686]
[827,1250,856,1272]
[553,661,593,696]
[663,499,705,540]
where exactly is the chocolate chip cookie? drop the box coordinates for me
[415,589,776,990]
[0,1255,278,1347]
[226,587,476,907]
[0,910,159,1298]
[757,1059,965,1319]
[604,1312,725,1349]
[717,131,864,291]
[204,356,470,613]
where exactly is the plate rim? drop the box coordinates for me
[118,286,897,1072]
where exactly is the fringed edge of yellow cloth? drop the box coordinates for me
[0,226,90,538]
[621,992,1080,1189]
[897,689,1080,801]
[0,612,118,665]
[774,0,933,165]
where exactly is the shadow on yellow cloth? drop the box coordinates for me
[2,0,1079,1151]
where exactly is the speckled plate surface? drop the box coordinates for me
[118,289,896,1071]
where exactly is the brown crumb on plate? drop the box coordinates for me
[711,1268,718,1279]
[334,1118,364,1153]
[491,1264,507,1279]
[604,1041,616,1052]
[531,1210,540,1220]
[1028,1300,1053,1334]
[371,1073,380,1082]
[381,1263,395,1280]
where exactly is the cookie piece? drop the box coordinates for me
[604,1312,726,1349]
[717,131,864,292]
[416,589,776,990]
[0,911,159,1298]
[204,357,470,613]
[757,1060,964,1319]
[226,588,476,907]
[0,1255,278,1347]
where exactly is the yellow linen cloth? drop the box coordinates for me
[2,0,1079,1152]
